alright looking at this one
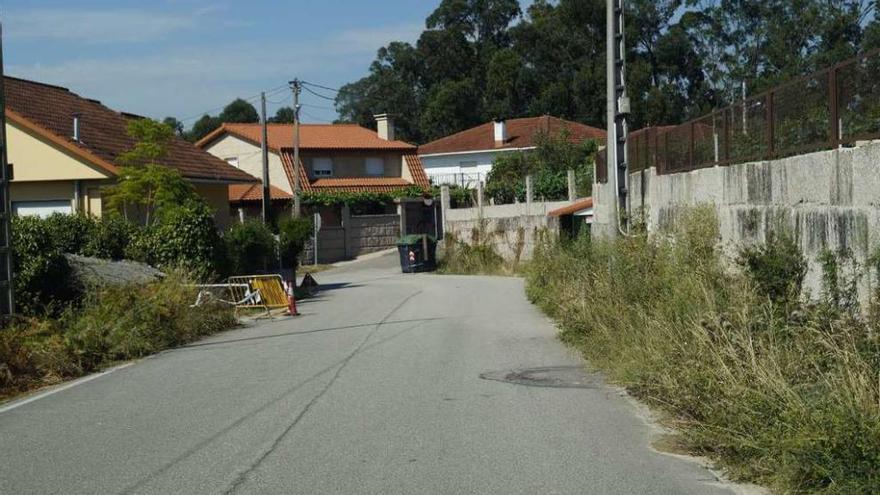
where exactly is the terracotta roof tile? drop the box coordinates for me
[4,76,256,183]
[229,182,292,203]
[405,154,431,188]
[197,122,417,152]
[548,197,594,217]
[418,116,606,155]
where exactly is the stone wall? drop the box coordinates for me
[443,201,567,261]
[594,142,880,299]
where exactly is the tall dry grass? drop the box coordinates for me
[0,271,236,400]
[526,206,880,494]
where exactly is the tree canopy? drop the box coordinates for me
[181,98,261,142]
[335,0,879,143]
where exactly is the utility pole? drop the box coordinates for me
[260,92,270,224]
[0,22,13,316]
[607,0,630,234]
[289,79,302,218]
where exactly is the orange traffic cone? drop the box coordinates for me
[284,280,300,316]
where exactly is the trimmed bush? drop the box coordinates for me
[128,202,223,280]
[278,216,313,269]
[10,216,79,316]
[223,220,278,275]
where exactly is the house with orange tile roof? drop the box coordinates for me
[195,114,430,207]
[198,115,436,261]
[418,116,606,187]
[4,76,256,227]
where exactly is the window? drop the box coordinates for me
[12,200,72,218]
[313,158,333,178]
[225,157,239,168]
[365,157,385,176]
[460,161,478,169]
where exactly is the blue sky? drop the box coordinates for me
[0,0,469,127]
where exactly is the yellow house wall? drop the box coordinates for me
[6,122,113,182]
[193,183,232,229]
[203,135,290,194]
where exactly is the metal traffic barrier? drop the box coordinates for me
[227,275,289,313]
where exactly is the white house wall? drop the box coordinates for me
[420,150,507,178]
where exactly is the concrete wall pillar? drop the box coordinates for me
[440,185,451,236]
[525,175,534,213]
[567,169,577,201]
[398,202,407,237]
[342,204,352,258]
[476,180,484,217]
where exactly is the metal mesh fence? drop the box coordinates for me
[621,49,880,176]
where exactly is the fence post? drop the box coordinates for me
[476,179,484,213]
[689,121,695,170]
[724,108,731,162]
[525,175,534,211]
[440,185,451,236]
[767,91,775,158]
[829,66,840,147]
[567,169,577,201]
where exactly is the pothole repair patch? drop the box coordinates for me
[479,366,601,389]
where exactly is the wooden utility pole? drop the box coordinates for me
[290,79,302,218]
[260,92,270,224]
[0,22,13,315]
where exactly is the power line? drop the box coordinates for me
[302,85,337,101]
[177,83,289,123]
[301,80,340,92]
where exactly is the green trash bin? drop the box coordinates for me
[397,234,437,273]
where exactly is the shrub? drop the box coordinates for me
[223,220,278,275]
[10,216,79,316]
[278,216,313,269]
[84,215,136,260]
[127,202,222,280]
[43,213,96,254]
[526,207,880,494]
[737,232,807,308]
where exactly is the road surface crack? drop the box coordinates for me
[223,290,422,494]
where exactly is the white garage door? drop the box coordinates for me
[12,200,72,218]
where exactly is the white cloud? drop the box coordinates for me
[4,9,195,43]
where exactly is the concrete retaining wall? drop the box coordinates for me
[443,201,568,261]
[594,142,880,299]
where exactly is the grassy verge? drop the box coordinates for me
[438,235,523,276]
[0,272,237,401]
[525,206,880,494]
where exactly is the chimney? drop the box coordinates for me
[494,120,508,146]
[72,113,82,143]
[374,114,395,141]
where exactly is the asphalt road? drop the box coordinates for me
[0,253,740,494]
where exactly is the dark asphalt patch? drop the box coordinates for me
[479,366,601,389]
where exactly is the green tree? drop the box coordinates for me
[188,114,222,142]
[219,98,259,123]
[270,106,297,124]
[486,129,598,202]
[105,119,200,226]
[163,117,185,137]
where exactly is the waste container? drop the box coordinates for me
[397,234,437,273]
